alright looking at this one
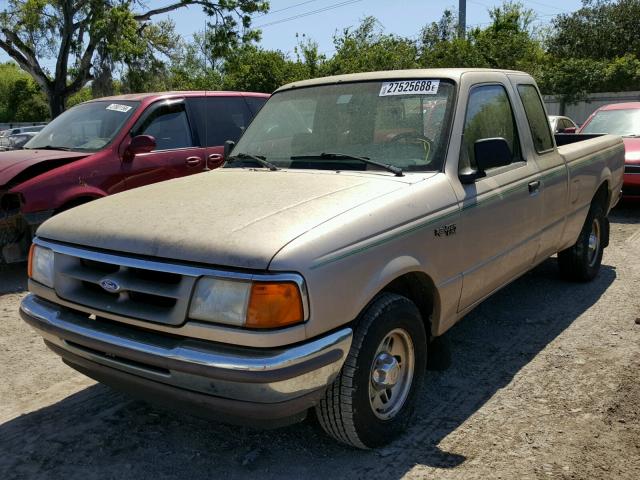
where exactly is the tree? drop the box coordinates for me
[547,0,640,60]
[0,1,268,118]
[419,2,545,71]
[326,17,418,75]
[0,62,48,122]
[222,46,310,92]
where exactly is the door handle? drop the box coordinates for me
[185,156,203,167]
[528,180,540,194]
[207,153,224,169]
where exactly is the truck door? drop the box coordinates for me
[452,82,543,312]
[122,98,207,189]
[509,79,569,263]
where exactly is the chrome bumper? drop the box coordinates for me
[20,294,352,412]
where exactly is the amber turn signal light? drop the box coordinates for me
[27,243,36,278]
[246,282,304,328]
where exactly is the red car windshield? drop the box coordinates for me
[25,100,139,152]
[581,108,640,137]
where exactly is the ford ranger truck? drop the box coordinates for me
[0,91,268,264]
[20,69,624,449]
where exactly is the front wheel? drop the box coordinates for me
[315,293,427,449]
[558,201,606,281]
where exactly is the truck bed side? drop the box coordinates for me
[556,134,625,250]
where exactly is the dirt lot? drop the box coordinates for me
[1,204,638,480]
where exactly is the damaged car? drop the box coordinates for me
[0,91,268,263]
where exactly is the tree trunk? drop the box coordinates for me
[48,91,67,119]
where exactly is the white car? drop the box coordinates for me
[0,125,45,150]
[549,115,578,134]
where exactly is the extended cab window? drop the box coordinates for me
[135,101,193,151]
[460,84,521,172]
[518,84,554,152]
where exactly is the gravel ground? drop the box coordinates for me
[0,203,638,480]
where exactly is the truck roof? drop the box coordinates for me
[88,91,270,103]
[276,68,528,92]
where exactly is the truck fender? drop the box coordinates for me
[354,255,433,319]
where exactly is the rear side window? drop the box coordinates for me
[187,97,253,147]
[517,84,554,153]
[244,96,268,115]
[460,84,521,172]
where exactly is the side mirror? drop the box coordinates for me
[224,140,235,160]
[460,137,512,184]
[562,127,577,134]
[124,135,156,161]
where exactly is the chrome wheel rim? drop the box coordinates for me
[368,328,415,420]
[588,218,601,267]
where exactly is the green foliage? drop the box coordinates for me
[3,0,638,114]
[547,0,640,60]
[0,1,269,117]
[222,46,310,92]
[0,62,48,122]
[419,2,545,71]
[325,17,418,75]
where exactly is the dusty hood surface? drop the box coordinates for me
[37,169,416,269]
[0,149,89,187]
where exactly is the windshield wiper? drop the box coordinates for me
[27,145,73,151]
[290,152,404,177]
[227,152,279,171]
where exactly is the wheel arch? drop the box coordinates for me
[355,256,440,340]
[55,193,102,213]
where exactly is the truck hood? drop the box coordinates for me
[0,149,89,188]
[38,169,425,270]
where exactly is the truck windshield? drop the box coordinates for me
[581,109,640,137]
[231,79,456,173]
[25,100,139,152]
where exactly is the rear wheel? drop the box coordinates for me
[315,293,427,449]
[558,201,606,281]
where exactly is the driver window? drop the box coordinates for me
[460,84,521,172]
[135,102,193,151]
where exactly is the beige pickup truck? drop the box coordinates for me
[20,69,624,448]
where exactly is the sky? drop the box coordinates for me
[0,0,586,69]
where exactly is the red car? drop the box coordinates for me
[0,91,269,263]
[579,102,640,199]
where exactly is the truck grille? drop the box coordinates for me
[54,252,197,326]
[624,164,640,174]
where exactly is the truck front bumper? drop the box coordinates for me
[20,294,352,426]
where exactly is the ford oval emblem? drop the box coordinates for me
[99,278,121,293]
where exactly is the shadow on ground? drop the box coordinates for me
[0,258,617,480]
[0,263,27,295]
[611,200,640,224]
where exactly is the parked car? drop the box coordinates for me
[0,126,45,151]
[7,125,46,150]
[0,91,269,263]
[20,69,623,448]
[578,102,640,199]
[0,129,9,150]
[548,115,578,134]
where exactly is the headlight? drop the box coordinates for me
[189,277,305,329]
[28,245,54,288]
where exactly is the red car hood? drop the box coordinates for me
[623,137,640,164]
[0,149,89,188]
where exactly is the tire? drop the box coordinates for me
[558,200,606,282]
[315,292,427,449]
